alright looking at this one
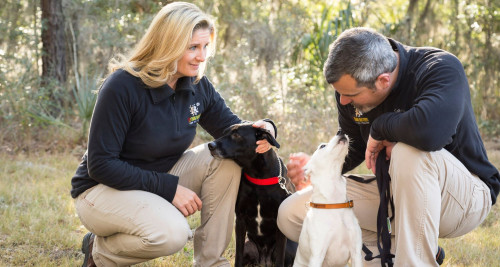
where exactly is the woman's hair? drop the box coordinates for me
[323,27,397,89]
[109,2,216,88]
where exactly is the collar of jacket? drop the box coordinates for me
[148,76,196,104]
[387,38,407,97]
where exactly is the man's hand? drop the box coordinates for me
[365,135,396,173]
[287,152,311,190]
[172,185,202,217]
[253,120,275,153]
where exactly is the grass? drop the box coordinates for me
[0,147,499,266]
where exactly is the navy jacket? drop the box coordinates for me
[338,39,500,205]
[71,70,267,202]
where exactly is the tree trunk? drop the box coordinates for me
[41,0,67,85]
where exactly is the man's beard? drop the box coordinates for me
[352,104,376,115]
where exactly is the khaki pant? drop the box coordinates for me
[277,142,492,266]
[75,143,241,267]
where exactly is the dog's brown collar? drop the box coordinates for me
[309,200,354,209]
[244,173,279,185]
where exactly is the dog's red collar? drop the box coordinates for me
[244,173,279,186]
[309,200,354,209]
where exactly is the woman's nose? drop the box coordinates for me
[196,49,206,62]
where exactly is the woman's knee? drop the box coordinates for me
[143,220,191,257]
[217,158,241,178]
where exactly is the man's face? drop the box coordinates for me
[332,74,388,114]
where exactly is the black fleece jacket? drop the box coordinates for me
[338,39,500,205]
[71,69,276,203]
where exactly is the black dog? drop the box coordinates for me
[208,123,297,267]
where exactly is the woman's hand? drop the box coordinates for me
[172,185,202,217]
[252,120,276,153]
[287,152,311,190]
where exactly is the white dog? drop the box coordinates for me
[294,133,362,267]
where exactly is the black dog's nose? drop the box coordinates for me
[208,142,217,151]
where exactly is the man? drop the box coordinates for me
[277,27,499,266]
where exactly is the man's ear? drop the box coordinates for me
[375,73,391,90]
[256,128,280,149]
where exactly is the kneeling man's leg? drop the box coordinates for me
[389,143,491,266]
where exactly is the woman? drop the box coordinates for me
[70,2,276,266]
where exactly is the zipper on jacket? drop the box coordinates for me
[170,94,180,133]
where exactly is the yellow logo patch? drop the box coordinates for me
[188,114,201,124]
[353,117,369,124]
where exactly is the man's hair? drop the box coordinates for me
[323,27,397,88]
[109,2,216,88]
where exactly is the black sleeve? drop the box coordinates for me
[370,54,466,151]
[86,74,178,202]
[336,93,366,173]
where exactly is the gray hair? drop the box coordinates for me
[323,27,397,88]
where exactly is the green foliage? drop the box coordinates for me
[294,3,355,76]
[0,0,498,150]
[71,71,100,138]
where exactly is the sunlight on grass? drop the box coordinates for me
[0,153,83,266]
[0,151,499,266]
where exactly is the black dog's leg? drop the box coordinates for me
[234,215,247,267]
[274,230,287,267]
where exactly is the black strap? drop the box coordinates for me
[352,149,444,266]
[346,174,377,184]
[374,149,395,267]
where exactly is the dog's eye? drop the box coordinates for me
[319,143,327,149]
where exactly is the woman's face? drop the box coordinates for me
[174,28,211,79]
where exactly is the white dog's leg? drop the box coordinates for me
[294,219,312,267]
[349,222,363,267]
[293,247,309,267]
[307,221,334,267]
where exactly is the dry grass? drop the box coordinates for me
[0,142,499,266]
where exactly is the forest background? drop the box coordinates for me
[0,0,499,266]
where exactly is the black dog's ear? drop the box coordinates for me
[256,128,280,149]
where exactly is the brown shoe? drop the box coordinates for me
[81,232,96,267]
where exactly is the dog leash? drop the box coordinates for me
[277,156,292,195]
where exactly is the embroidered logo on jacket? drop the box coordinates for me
[353,107,369,124]
[353,117,369,124]
[188,103,201,124]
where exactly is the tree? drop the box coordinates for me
[41,0,67,86]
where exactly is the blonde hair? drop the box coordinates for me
[109,2,216,88]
